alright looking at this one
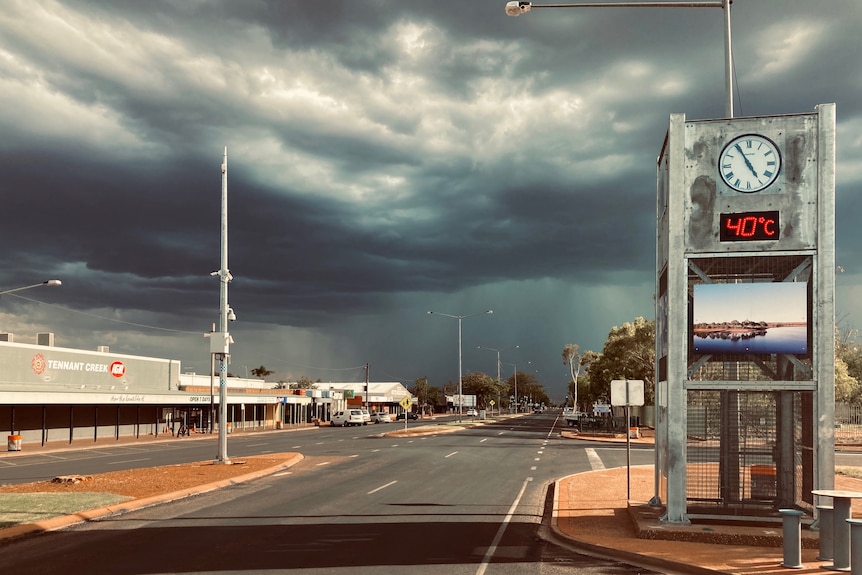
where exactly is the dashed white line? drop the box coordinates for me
[107,458,150,465]
[367,480,397,495]
[315,461,332,467]
[480,438,488,443]
[445,451,458,458]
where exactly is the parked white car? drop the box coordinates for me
[331,409,365,427]
[371,412,391,423]
[360,409,371,425]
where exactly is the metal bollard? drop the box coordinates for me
[817,505,834,561]
[779,509,805,569]
[849,519,862,575]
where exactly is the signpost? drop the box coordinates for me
[611,379,645,499]
[399,396,412,431]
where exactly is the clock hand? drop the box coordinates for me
[734,143,759,177]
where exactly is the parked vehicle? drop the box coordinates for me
[360,409,371,425]
[371,412,391,423]
[396,412,418,420]
[331,409,365,427]
[466,409,478,417]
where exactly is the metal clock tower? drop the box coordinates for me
[656,104,836,523]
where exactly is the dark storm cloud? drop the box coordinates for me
[1,0,860,398]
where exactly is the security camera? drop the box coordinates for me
[505,1,532,16]
[227,307,237,322]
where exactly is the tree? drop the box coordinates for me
[836,325,862,403]
[562,344,598,412]
[461,372,498,409]
[411,376,439,414]
[291,376,316,390]
[250,365,274,379]
[588,317,656,405]
[504,371,550,410]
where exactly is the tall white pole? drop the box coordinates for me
[216,146,231,464]
[722,0,733,118]
[458,317,463,423]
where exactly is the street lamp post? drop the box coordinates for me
[478,345,518,415]
[428,309,493,422]
[503,361,533,413]
[504,0,734,118]
[0,279,62,297]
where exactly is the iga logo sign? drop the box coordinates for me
[32,354,47,375]
[110,361,126,378]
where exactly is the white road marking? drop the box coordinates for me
[445,451,458,458]
[480,438,488,443]
[315,461,331,466]
[107,458,150,465]
[585,447,605,470]
[475,477,533,575]
[367,480,397,495]
[530,466,537,471]
[247,443,268,447]
[349,454,359,458]
[273,471,292,477]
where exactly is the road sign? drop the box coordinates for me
[489,400,495,406]
[611,380,645,407]
[399,396,412,410]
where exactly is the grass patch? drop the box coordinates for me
[0,492,131,527]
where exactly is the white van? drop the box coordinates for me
[331,409,365,427]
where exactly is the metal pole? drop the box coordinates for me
[722,0,733,118]
[514,365,518,413]
[216,146,231,464]
[458,317,463,423]
[509,1,732,117]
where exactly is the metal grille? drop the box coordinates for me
[686,390,806,511]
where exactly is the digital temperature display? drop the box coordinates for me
[719,211,780,242]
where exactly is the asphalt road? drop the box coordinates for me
[0,412,664,574]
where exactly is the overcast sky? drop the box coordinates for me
[1,0,860,402]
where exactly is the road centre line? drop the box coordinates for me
[367,480,397,495]
[315,461,331,466]
[480,438,488,443]
[445,451,458,458]
[475,476,532,575]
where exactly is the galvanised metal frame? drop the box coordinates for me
[655,104,836,523]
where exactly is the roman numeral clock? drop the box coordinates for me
[719,134,781,193]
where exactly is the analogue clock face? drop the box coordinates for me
[718,134,781,193]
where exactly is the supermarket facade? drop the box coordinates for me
[0,334,413,447]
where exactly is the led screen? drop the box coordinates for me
[692,282,808,355]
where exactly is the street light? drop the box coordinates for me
[428,309,493,422]
[504,0,734,118]
[478,345,518,415]
[0,279,62,296]
[503,360,533,413]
